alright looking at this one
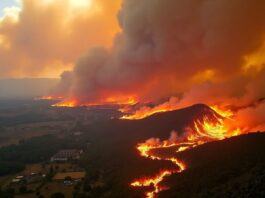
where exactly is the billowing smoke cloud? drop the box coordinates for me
[55,0,265,107]
[225,102,265,132]
[57,0,265,133]
[0,0,121,78]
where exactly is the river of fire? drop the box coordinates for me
[130,107,242,198]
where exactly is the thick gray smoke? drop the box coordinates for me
[54,0,265,129]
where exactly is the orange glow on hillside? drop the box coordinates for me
[120,99,236,121]
[121,106,173,120]
[120,98,180,120]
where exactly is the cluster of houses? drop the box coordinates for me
[50,149,86,185]
[10,149,85,187]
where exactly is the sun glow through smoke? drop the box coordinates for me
[69,0,92,8]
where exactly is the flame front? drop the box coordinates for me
[131,142,187,198]
[210,105,234,118]
[130,106,243,198]
[52,99,78,107]
[52,95,137,107]
[119,99,234,121]
[120,101,179,120]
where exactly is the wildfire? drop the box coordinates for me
[131,141,187,198]
[120,98,180,120]
[121,107,172,120]
[119,97,238,120]
[131,106,243,198]
[52,95,137,107]
[53,99,77,107]
[131,170,173,198]
[210,105,234,118]
[120,99,235,121]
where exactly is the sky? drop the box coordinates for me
[0,0,20,16]
[0,0,121,78]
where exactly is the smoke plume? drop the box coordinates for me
[55,0,265,105]
[53,0,265,131]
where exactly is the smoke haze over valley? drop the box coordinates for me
[0,78,58,99]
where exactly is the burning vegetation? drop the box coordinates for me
[129,105,247,198]
[51,95,137,108]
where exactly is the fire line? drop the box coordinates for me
[130,106,242,198]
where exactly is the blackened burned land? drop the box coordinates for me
[0,101,264,197]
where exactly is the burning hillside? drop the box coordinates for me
[129,104,250,198]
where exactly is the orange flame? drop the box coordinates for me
[131,141,187,198]
[120,100,236,121]
[210,105,234,118]
[120,99,180,120]
[121,107,173,120]
[53,96,137,107]
[130,106,243,197]
[53,99,78,107]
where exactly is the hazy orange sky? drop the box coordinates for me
[0,0,121,78]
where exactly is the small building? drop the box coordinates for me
[50,149,83,162]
